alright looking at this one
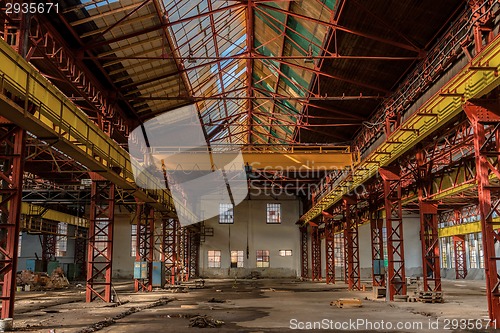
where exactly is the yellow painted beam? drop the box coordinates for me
[302,35,500,222]
[439,221,482,238]
[243,150,352,170]
[0,38,196,221]
[156,147,353,171]
[21,202,88,228]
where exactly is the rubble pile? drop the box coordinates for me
[16,268,70,290]
[189,315,224,328]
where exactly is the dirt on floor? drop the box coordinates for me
[9,279,491,332]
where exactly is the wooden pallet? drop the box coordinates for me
[331,298,362,308]
[418,291,443,303]
[418,297,444,303]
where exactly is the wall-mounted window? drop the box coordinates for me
[449,236,455,268]
[208,250,221,268]
[467,233,478,269]
[279,250,292,256]
[266,203,281,224]
[440,237,452,268]
[131,224,137,257]
[231,250,244,268]
[18,233,22,257]
[334,233,344,267]
[477,232,484,268]
[55,223,68,257]
[219,203,234,224]
[256,250,270,267]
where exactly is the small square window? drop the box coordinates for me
[266,203,281,224]
[231,250,244,268]
[219,203,234,224]
[279,250,292,256]
[256,250,270,267]
[208,250,221,268]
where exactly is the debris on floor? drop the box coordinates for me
[76,298,174,333]
[16,268,70,290]
[393,295,409,302]
[331,298,362,308]
[417,291,443,303]
[189,315,224,328]
[207,297,225,303]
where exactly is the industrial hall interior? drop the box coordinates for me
[0,0,499,332]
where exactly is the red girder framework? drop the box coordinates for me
[162,217,177,285]
[0,123,25,319]
[343,196,360,291]
[42,220,57,271]
[181,228,190,282]
[469,0,497,54]
[310,223,321,281]
[343,227,348,284]
[300,225,309,279]
[352,1,498,153]
[369,198,385,287]
[416,143,441,292]
[419,202,441,292]
[86,174,115,303]
[325,222,335,284]
[74,229,87,280]
[453,235,468,279]
[379,167,406,300]
[464,99,500,325]
[188,230,200,279]
[135,204,154,292]
[18,14,129,136]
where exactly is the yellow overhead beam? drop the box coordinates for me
[21,203,88,228]
[155,146,353,171]
[438,221,482,238]
[302,35,500,222]
[0,38,195,221]
[243,148,353,171]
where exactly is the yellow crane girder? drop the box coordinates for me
[302,34,500,222]
[0,38,194,219]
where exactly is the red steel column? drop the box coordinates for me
[343,196,360,291]
[464,100,500,324]
[86,174,115,302]
[300,225,309,279]
[162,217,177,285]
[453,235,468,279]
[417,146,442,292]
[379,167,406,300]
[0,124,25,318]
[182,228,190,282]
[325,222,335,284]
[42,222,57,271]
[419,202,441,292]
[310,224,321,281]
[74,229,87,279]
[189,231,200,278]
[0,12,28,319]
[135,204,154,292]
[343,227,348,283]
[370,199,385,287]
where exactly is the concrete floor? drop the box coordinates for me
[11,279,491,332]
